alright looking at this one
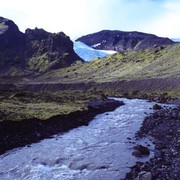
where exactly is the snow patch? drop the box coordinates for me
[91,43,101,48]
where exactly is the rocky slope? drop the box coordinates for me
[76,30,174,52]
[0,17,81,75]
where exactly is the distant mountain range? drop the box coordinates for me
[76,30,174,52]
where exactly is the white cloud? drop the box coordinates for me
[143,0,180,37]
[0,0,117,38]
[163,0,180,10]
[0,0,180,38]
[147,12,180,38]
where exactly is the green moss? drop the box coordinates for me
[0,90,106,121]
[28,53,52,72]
[0,101,86,121]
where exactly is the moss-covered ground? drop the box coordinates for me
[0,90,106,121]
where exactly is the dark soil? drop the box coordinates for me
[0,77,179,96]
[0,99,124,155]
[125,105,180,180]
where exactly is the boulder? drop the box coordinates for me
[132,145,150,157]
[153,104,162,110]
[139,171,152,180]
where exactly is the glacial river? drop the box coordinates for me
[0,98,157,180]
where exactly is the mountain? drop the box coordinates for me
[76,30,174,52]
[0,17,81,75]
[73,41,116,61]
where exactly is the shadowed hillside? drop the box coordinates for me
[0,17,82,75]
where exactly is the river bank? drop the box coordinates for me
[126,104,180,179]
[0,99,123,154]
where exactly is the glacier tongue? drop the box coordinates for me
[73,41,116,61]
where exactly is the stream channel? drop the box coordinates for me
[0,98,160,180]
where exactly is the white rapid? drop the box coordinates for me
[0,98,156,180]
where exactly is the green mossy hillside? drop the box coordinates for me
[39,44,180,83]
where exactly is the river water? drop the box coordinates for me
[0,98,157,180]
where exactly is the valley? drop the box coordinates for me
[0,16,179,180]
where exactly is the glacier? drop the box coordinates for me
[73,41,116,61]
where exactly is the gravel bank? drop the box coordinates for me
[126,105,180,179]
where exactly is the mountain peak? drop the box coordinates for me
[25,28,50,41]
[0,17,82,75]
[76,30,174,52]
[0,16,20,35]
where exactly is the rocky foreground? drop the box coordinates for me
[126,104,180,179]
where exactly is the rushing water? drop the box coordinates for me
[0,98,157,180]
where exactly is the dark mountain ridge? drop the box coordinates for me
[0,17,81,75]
[76,30,175,52]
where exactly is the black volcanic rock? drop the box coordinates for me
[76,30,174,52]
[0,17,26,71]
[25,28,50,41]
[25,29,81,72]
[0,17,82,75]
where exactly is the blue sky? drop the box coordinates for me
[0,0,180,39]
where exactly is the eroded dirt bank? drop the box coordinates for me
[0,100,123,154]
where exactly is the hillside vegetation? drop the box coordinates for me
[39,44,180,83]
